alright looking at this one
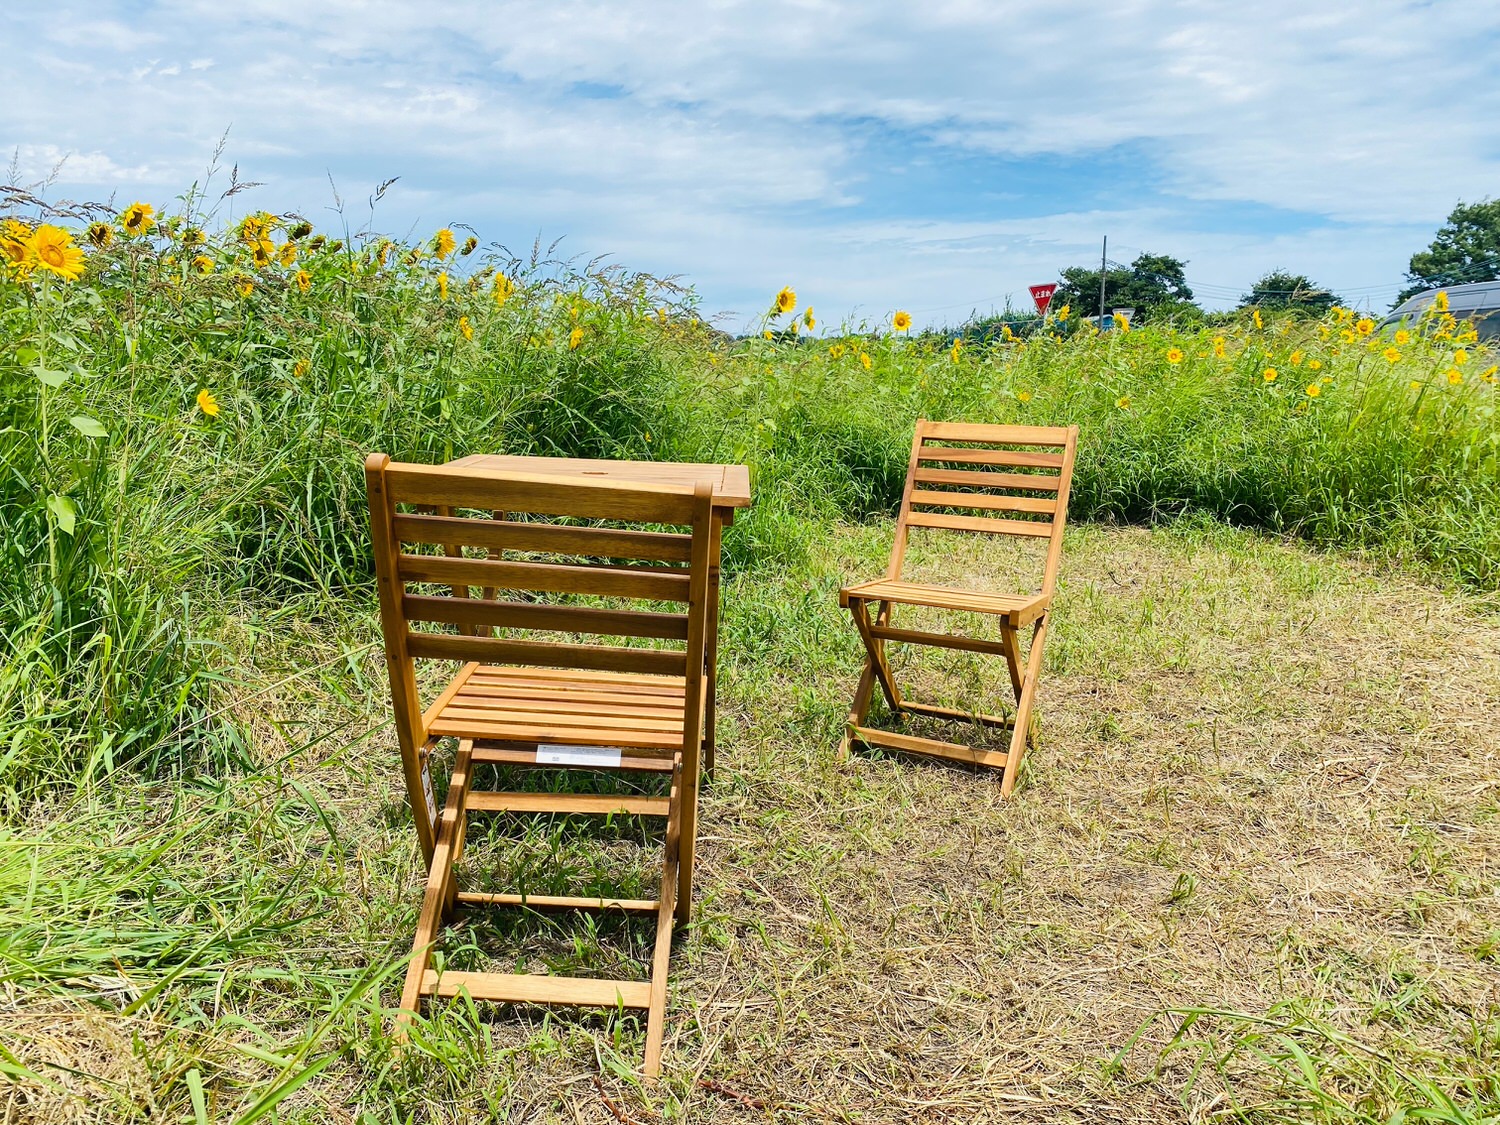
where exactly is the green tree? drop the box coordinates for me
[1238,270,1342,316]
[1053,252,1197,323]
[1398,198,1500,304]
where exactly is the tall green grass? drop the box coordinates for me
[1,196,1496,802]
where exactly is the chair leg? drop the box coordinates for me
[644,766,683,1079]
[1000,617,1050,799]
[397,740,474,1034]
[841,663,876,759]
[848,598,901,712]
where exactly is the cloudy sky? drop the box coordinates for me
[6,1,1499,328]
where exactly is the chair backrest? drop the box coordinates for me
[889,420,1080,595]
[365,454,716,771]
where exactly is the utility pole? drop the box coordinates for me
[1098,235,1108,324]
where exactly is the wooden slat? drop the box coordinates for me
[470,743,676,772]
[917,446,1066,469]
[851,725,1009,769]
[393,513,693,562]
[898,700,1015,728]
[844,579,1049,620]
[909,490,1057,515]
[421,970,651,1009]
[444,455,752,509]
[437,705,682,734]
[454,890,659,912]
[399,554,691,603]
[918,421,1071,445]
[384,462,698,524]
[869,624,1011,655]
[467,667,684,693]
[464,679,684,703]
[465,791,670,816]
[403,594,689,640]
[430,715,683,750]
[451,689,683,721]
[906,510,1054,538]
[913,467,1062,492]
[405,632,688,675]
[420,662,481,732]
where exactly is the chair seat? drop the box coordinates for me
[840,579,1050,626]
[425,664,688,753]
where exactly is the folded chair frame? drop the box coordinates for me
[839,421,1079,797]
[366,455,716,1078]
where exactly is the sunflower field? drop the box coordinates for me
[1,195,1498,1121]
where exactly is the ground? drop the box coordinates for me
[5,521,1498,1123]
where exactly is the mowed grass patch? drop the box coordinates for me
[4,523,1496,1123]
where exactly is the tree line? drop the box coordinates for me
[1050,199,1500,324]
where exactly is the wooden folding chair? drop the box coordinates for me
[365,454,716,1078]
[839,421,1079,797]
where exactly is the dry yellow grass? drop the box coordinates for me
[4,522,1497,1123]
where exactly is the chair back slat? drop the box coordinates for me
[366,454,715,769]
[383,462,700,524]
[402,595,690,640]
[393,513,693,563]
[893,420,1080,594]
[405,632,689,676]
[397,553,692,603]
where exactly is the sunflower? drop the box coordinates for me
[279,242,297,266]
[433,228,456,260]
[1355,318,1374,336]
[1289,350,1303,366]
[1056,303,1070,321]
[461,235,478,256]
[239,214,267,244]
[1263,368,1278,383]
[86,221,114,248]
[296,270,311,292]
[1112,313,1130,333]
[235,276,254,298]
[459,316,474,341]
[1432,291,1449,312]
[1382,347,1400,363]
[1165,348,1183,364]
[1,221,32,274]
[1252,308,1263,329]
[1446,368,1463,385]
[437,272,449,300]
[1307,359,1323,371]
[1017,390,1032,403]
[29,225,86,281]
[293,359,309,378]
[493,273,514,306]
[1305,382,1321,398]
[569,326,584,350]
[774,287,797,314]
[828,343,845,360]
[251,239,275,268]
[192,254,214,274]
[289,220,313,241]
[859,352,871,370]
[804,307,815,331]
[892,310,912,332]
[196,389,220,416]
[121,202,155,235]
[1116,395,1132,410]
[1394,329,1411,345]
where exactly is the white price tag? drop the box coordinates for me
[535,744,623,768]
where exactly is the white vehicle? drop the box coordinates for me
[1379,280,1500,340]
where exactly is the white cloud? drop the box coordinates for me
[3,0,1496,325]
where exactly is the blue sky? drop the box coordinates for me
[6,1,1500,329]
